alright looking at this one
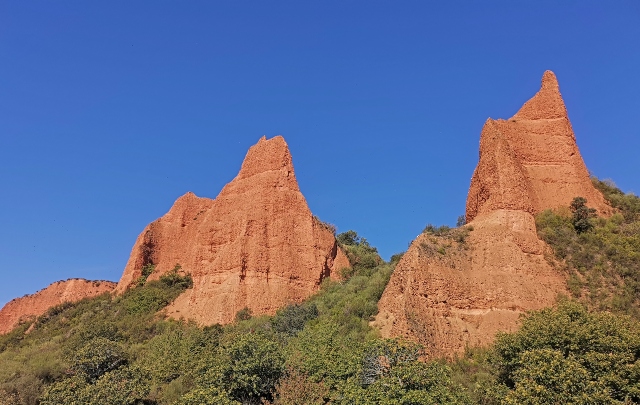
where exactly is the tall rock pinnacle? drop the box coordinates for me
[373,71,608,358]
[116,136,349,325]
[466,70,611,222]
[512,70,567,120]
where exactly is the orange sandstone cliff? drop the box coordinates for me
[115,135,349,325]
[466,70,611,220]
[0,279,116,334]
[374,71,609,358]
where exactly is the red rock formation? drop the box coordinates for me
[467,70,611,221]
[0,279,116,334]
[116,136,349,325]
[374,71,609,358]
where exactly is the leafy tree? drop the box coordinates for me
[196,332,285,404]
[174,387,240,405]
[271,303,318,336]
[40,376,90,405]
[339,339,470,404]
[70,337,126,382]
[491,301,640,403]
[84,365,150,405]
[570,197,597,233]
[337,230,360,246]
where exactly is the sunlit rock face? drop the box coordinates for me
[116,136,349,325]
[374,71,609,358]
[0,279,116,334]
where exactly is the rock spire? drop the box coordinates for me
[374,71,609,358]
[115,135,349,325]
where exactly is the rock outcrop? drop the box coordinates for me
[466,70,611,221]
[0,279,116,334]
[116,136,349,325]
[374,71,609,358]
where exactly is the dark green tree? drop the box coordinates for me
[570,196,597,233]
[491,301,640,404]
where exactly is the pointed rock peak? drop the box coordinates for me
[511,70,567,120]
[236,135,295,180]
[541,70,559,89]
[176,191,198,202]
[167,192,201,211]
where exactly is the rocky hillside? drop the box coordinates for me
[116,135,349,325]
[374,71,609,358]
[0,279,115,334]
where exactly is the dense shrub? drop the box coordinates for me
[536,185,640,316]
[490,301,640,404]
[271,303,319,336]
[336,230,382,278]
[71,337,126,382]
[570,196,597,233]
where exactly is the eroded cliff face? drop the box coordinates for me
[0,279,116,334]
[374,71,608,358]
[116,136,349,325]
[466,70,611,221]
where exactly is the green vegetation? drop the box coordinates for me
[536,180,640,317]
[2,210,640,404]
[3,231,465,405]
[491,301,640,404]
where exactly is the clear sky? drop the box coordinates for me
[1,1,639,307]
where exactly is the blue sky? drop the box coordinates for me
[1,1,639,307]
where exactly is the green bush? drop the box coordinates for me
[235,307,252,322]
[159,264,193,289]
[570,196,597,234]
[71,337,126,382]
[338,339,471,405]
[271,303,318,336]
[137,263,156,287]
[491,301,640,404]
[174,387,240,405]
[536,184,640,317]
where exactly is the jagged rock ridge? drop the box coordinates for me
[0,279,116,334]
[374,71,609,358]
[116,135,349,325]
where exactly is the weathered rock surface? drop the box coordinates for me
[374,71,608,358]
[466,70,611,221]
[0,279,116,334]
[116,136,349,325]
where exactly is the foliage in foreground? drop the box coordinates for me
[491,301,640,404]
[536,179,640,317]
[3,218,640,404]
[3,232,470,405]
